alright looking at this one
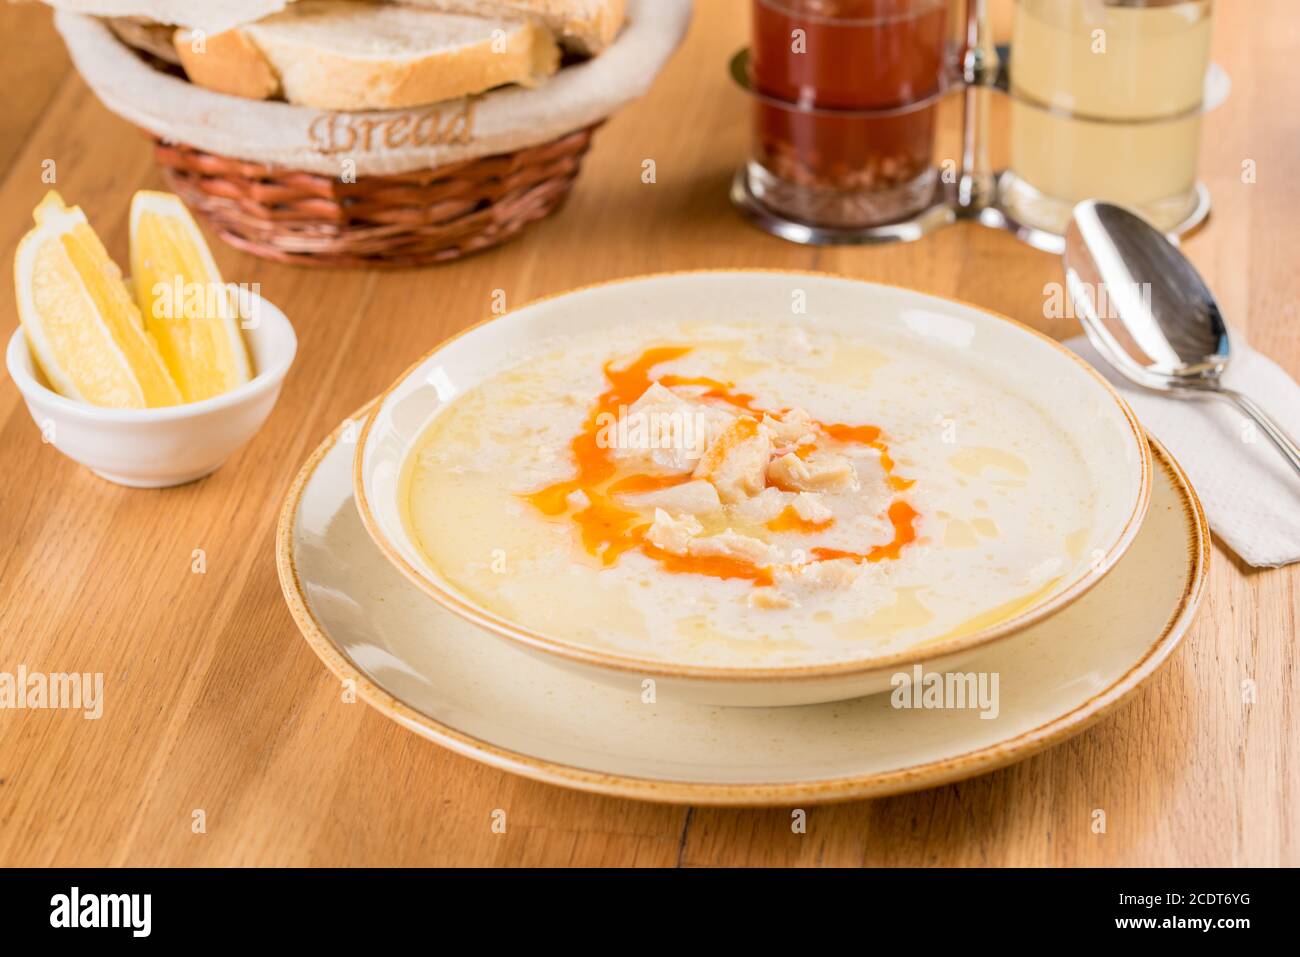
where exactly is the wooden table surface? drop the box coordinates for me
[1,0,1296,867]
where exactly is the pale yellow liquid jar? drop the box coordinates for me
[1002,0,1215,235]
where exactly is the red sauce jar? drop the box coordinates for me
[746,0,950,227]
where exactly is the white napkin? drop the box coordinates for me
[1066,335,1300,567]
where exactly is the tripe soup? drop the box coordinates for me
[401,320,1098,668]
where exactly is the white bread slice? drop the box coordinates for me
[174,27,281,100]
[402,0,626,54]
[174,1,561,110]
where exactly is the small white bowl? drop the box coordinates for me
[6,290,296,488]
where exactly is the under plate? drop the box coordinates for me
[277,404,1207,805]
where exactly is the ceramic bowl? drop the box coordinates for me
[355,271,1151,706]
[6,289,296,488]
[284,409,1205,803]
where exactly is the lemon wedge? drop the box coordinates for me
[15,191,182,408]
[129,191,251,403]
[32,190,68,226]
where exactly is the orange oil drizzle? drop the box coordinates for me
[607,473,693,495]
[811,500,919,564]
[641,543,775,586]
[766,505,834,534]
[821,422,913,491]
[657,374,760,413]
[524,346,919,582]
[821,422,881,444]
[526,345,692,516]
[571,498,646,567]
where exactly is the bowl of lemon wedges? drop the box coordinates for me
[7,189,296,487]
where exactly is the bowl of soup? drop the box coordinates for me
[354,271,1150,706]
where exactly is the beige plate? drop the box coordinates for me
[277,403,1208,806]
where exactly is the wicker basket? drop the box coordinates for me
[53,0,693,269]
[153,125,600,269]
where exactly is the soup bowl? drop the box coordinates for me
[354,271,1149,706]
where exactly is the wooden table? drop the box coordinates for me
[2,0,1296,867]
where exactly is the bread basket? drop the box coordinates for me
[52,0,691,268]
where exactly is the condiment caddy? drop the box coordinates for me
[731,0,1228,253]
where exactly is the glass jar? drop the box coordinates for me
[744,0,952,228]
[1001,0,1215,235]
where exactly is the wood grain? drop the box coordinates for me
[0,0,1296,867]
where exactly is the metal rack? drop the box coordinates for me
[731,0,1224,254]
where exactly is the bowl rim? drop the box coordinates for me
[5,290,297,423]
[354,268,1153,685]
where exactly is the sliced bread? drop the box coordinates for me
[403,0,627,54]
[174,26,281,100]
[174,1,561,111]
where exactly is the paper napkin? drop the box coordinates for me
[1066,335,1300,567]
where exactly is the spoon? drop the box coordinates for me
[1064,200,1300,479]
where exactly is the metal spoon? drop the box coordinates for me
[1064,200,1300,479]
